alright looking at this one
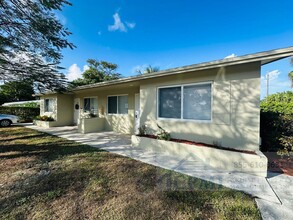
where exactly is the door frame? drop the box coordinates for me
[73,98,80,125]
[134,93,140,134]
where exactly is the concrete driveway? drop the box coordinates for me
[25,125,293,220]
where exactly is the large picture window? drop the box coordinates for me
[108,95,128,114]
[83,97,98,114]
[44,99,54,112]
[158,83,212,121]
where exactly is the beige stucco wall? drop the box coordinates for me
[78,118,105,133]
[56,94,74,126]
[74,86,139,134]
[139,62,261,151]
[40,94,74,126]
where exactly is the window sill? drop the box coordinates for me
[157,117,212,123]
[107,113,128,116]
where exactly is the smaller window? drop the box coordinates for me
[108,95,128,114]
[44,99,54,112]
[83,98,98,115]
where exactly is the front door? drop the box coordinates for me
[73,98,80,125]
[134,93,140,134]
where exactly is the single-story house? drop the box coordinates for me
[36,47,293,176]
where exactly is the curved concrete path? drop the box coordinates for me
[24,125,293,220]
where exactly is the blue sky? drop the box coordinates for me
[59,0,293,99]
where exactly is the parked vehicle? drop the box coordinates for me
[0,114,19,127]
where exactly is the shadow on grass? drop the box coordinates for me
[0,142,102,160]
[0,133,48,142]
[0,164,112,216]
[0,127,261,219]
[0,128,103,162]
[0,126,112,217]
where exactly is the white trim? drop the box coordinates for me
[73,98,81,125]
[107,94,129,115]
[157,81,213,123]
[134,93,140,134]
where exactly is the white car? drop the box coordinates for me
[0,114,19,127]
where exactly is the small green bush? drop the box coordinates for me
[157,124,171,141]
[35,115,54,121]
[138,124,147,136]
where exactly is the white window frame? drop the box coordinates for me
[157,81,213,123]
[107,94,129,115]
[83,96,98,114]
[44,98,54,113]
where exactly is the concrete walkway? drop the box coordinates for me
[25,125,293,220]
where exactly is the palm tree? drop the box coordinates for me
[137,65,160,75]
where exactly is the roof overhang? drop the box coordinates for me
[35,46,293,95]
[33,91,74,97]
[73,46,293,91]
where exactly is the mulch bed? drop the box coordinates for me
[264,152,293,176]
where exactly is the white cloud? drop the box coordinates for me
[108,13,127,32]
[224,54,237,59]
[66,64,89,81]
[83,65,89,72]
[66,64,82,81]
[126,22,136,29]
[108,13,135,32]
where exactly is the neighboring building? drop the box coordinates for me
[36,47,293,152]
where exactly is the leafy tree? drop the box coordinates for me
[137,65,160,75]
[0,0,74,91]
[70,59,121,88]
[0,81,35,104]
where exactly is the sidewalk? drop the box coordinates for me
[25,125,293,220]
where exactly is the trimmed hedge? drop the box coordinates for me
[260,91,293,155]
[260,112,293,153]
[0,106,40,122]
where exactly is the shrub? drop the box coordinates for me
[260,91,293,155]
[0,106,40,122]
[35,115,54,121]
[157,124,171,141]
[260,91,293,114]
[138,124,147,136]
[278,136,293,156]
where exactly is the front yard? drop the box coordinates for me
[0,126,261,219]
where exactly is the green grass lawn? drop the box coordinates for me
[0,126,261,220]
